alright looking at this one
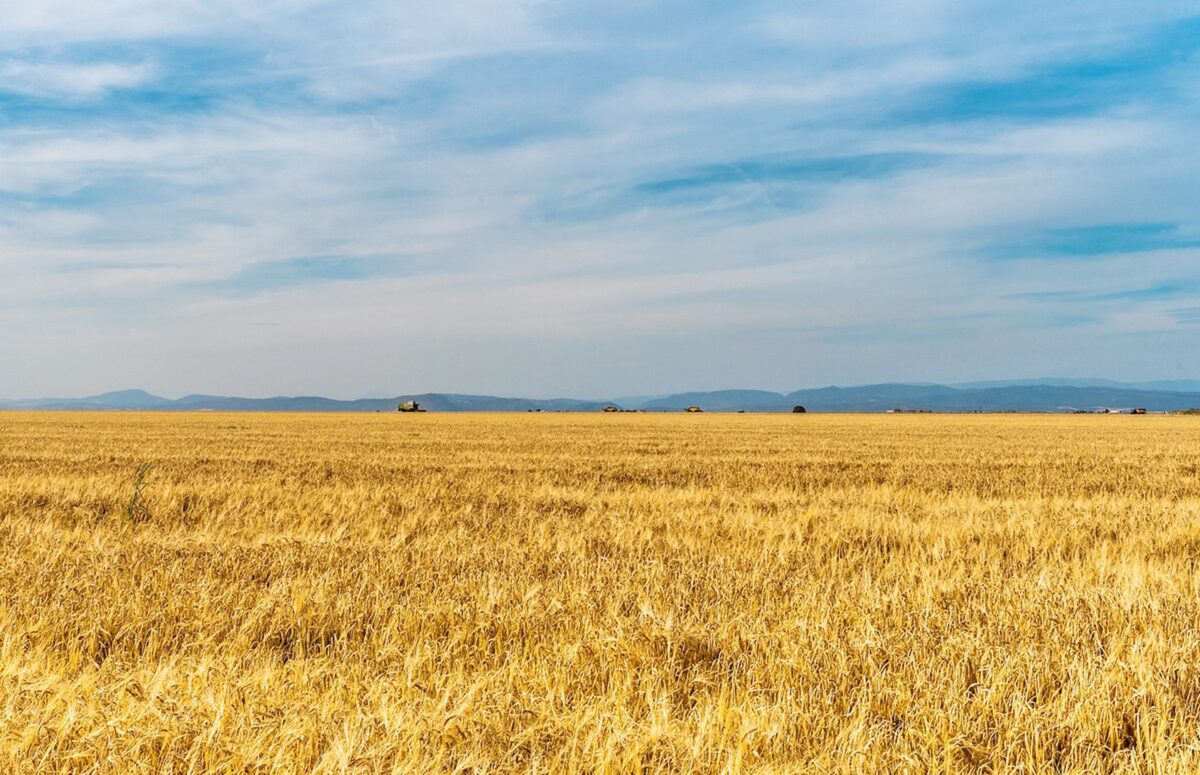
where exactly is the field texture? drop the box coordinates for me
[3,412,1200,773]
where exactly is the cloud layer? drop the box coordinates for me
[3,1,1199,397]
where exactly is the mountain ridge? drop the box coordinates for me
[4,379,1200,413]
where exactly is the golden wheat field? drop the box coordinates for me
[3,411,1200,773]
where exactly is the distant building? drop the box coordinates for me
[397,400,424,413]
[685,406,703,413]
[602,406,620,413]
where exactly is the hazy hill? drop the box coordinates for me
[952,378,1200,393]
[4,382,1200,413]
[0,389,176,410]
[781,384,1200,412]
[0,391,608,413]
[641,390,789,411]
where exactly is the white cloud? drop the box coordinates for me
[0,1,558,99]
[0,59,156,99]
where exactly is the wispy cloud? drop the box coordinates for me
[0,58,156,99]
[198,254,416,296]
[1171,307,1200,325]
[1012,282,1194,303]
[986,223,1200,260]
[634,153,945,195]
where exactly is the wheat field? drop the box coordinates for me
[2,411,1200,773]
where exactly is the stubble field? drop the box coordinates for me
[3,411,1200,773]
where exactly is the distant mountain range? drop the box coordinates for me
[4,379,1200,413]
[0,389,610,413]
[948,378,1200,392]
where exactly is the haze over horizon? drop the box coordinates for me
[8,377,1200,407]
[4,2,1200,399]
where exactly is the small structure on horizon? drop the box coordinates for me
[397,400,425,413]
[602,405,620,413]
[685,405,703,413]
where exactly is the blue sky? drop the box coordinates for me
[2,1,1199,398]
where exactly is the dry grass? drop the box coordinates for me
[3,411,1200,773]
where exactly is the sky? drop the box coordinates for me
[2,1,1199,399]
